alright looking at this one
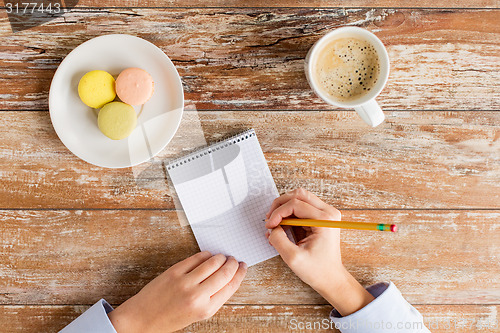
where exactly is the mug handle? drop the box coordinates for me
[354,99,385,127]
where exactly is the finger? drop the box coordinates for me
[200,256,240,295]
[210,262,247,307]
[266,188,331,218]
[188,253,228,283]
[268,226,299,264]
[266,198,330,229]
[169,251,212,274]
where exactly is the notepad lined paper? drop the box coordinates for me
[167,129,284,266]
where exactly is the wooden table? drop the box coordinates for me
[1,1,499,332]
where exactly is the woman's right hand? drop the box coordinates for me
[265,188,374,316]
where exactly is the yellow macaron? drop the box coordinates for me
[97,102,137,140]
[78,70,116,108]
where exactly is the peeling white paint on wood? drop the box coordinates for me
[0,9,499,110]
[0,209,498,305]
[2,111,498,209]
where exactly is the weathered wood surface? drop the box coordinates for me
[1,209,498,305]
[1,9,499,111]
[1,2,499,332]
[60,0,500,8]
[1,111,498,209]
[1,304,499,333]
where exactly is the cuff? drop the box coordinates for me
[329,282,429,333]
[59,299,117,333]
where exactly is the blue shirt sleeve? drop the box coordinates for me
[329,282,430,333]
[59,299,117,333]
[61,283,428,332]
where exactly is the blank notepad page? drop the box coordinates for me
[167,129,281,266]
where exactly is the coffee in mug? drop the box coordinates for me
[313,37,380,103]
[305,27,390,127]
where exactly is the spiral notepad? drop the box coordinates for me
[167,129,283,266]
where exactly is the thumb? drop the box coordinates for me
[268,226,299,264]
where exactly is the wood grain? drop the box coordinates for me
[1,209,498,305]
[1,2,499,331]
[1,304,499,333]
[1,111,498,209]
[1,9,499,111]
[62,0,500,9]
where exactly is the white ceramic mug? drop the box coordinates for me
[305,27,390,127]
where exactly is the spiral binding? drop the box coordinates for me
[167,128,256,170]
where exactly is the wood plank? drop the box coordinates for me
[63,0,500,9]
[1,304,499,333]
[1,111,498,209]
[1,9,499,111]
[1,209,498,305]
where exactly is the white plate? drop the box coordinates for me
[49,34,184,168]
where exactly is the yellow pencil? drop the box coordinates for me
[278,218,397,232]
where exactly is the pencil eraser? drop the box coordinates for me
[390,224,397,232]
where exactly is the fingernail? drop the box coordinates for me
[240,262,248,269]
[265,229,271,239]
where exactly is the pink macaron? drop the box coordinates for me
[115,68,154,105]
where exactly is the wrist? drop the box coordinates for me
[108,301,149,333]
[315,267,375,317]
[311,265,352,305]
[108,307,133,333]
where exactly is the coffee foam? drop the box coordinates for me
[313,37,380,103]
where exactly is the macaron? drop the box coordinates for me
[115,68,154,105]
[98,102,137,140]
[78,70,116,108]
